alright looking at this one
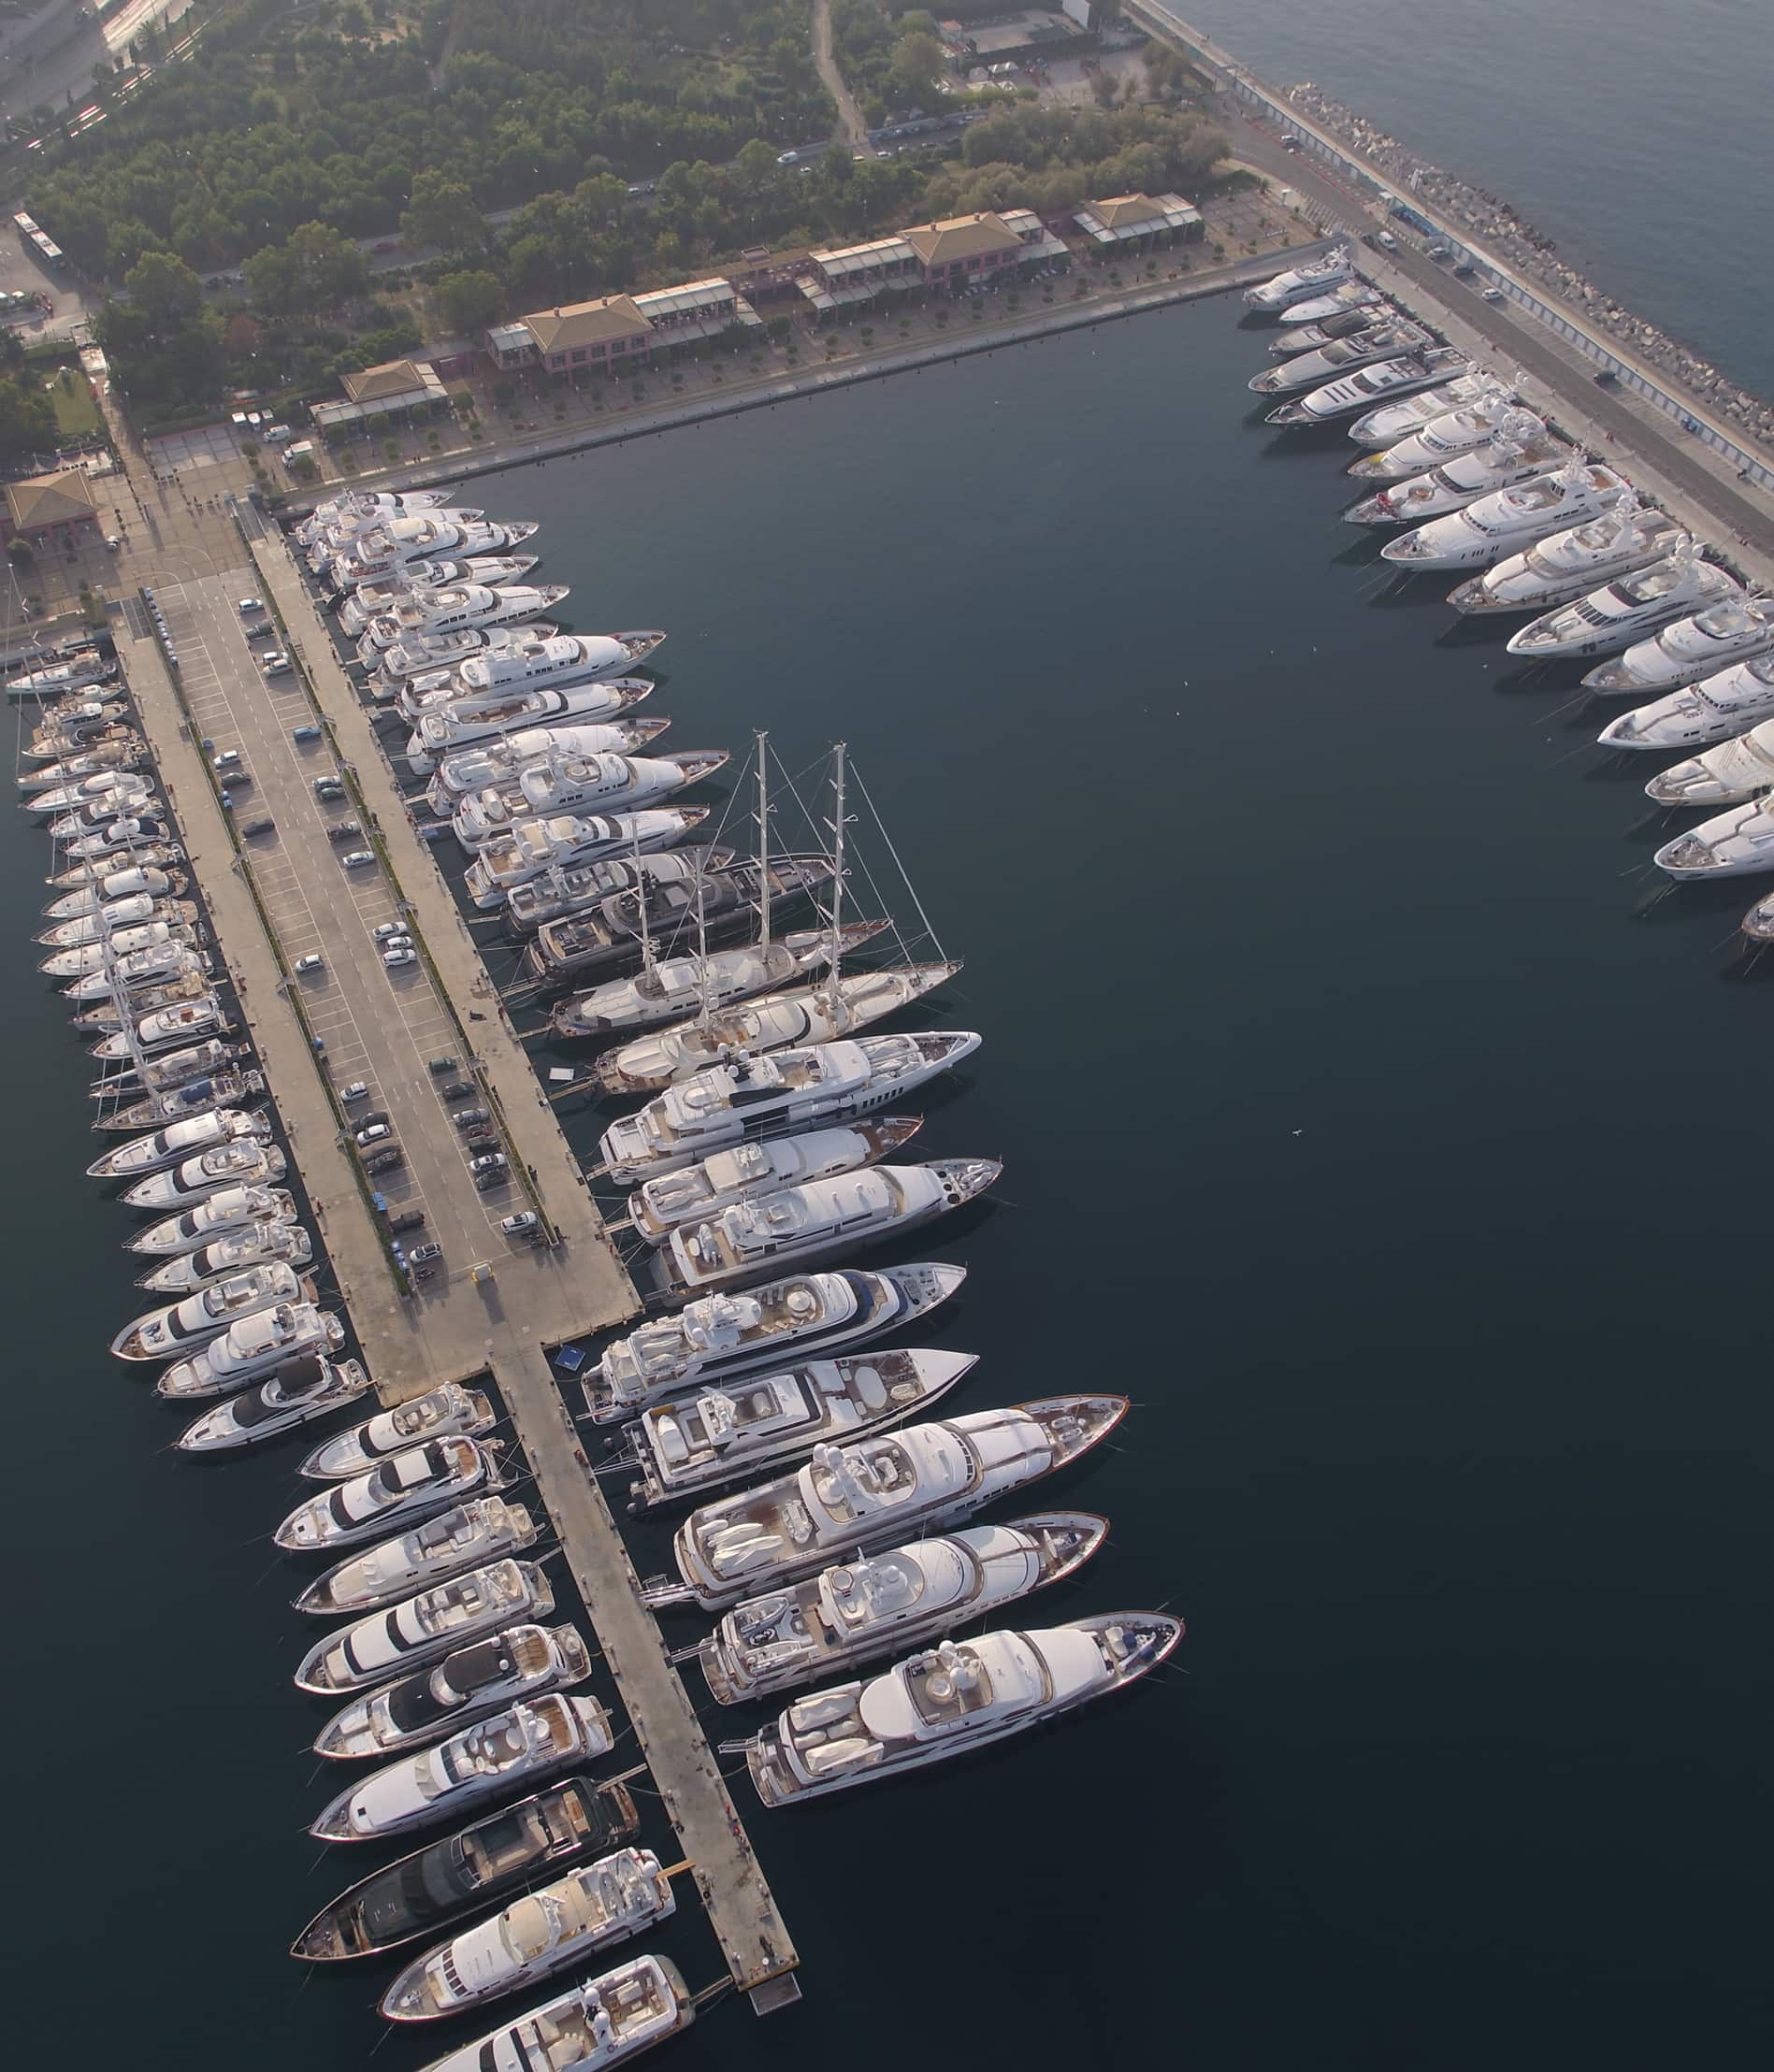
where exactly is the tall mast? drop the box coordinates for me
[826,740,845,992]
[629,817,654,976]
[755,728,770,953]
[695,866,711,1037]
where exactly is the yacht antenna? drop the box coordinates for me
[755,728,770,954]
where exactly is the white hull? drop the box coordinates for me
[1596,657,1774,751]
[1643,718,1774,808]
[1654,796,1774,880]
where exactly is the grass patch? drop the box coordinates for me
[47,367,101,439]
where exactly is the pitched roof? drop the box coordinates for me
[902,212,1023,266]
[523,295,652,355]
[340,358,429,404]
[5,469,98,530]
[1092,194,1163,229]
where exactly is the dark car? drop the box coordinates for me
[240,816,276,839]
[387,1209,426,1234]
[452,1107,489,1130]
[325,819,363,842]
[440,1079,474,1102]
[364,1146,404,1175]
[427,1055,459,1075]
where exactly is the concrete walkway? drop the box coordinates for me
[811,0,869,152]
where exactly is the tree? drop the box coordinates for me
[435,268,506,335]
[248,220,370,315]
[400,169,485,257]
[123,250,204,324]
[891,31,945,99]
[0,375,58,464]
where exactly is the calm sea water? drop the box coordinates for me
[1184,0,1774,395]
[9,299,1773,2069]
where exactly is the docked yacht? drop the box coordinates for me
[425,722,674,814]
[1643,718,1774,807]
[1244,245,1354,312]
[597,964,964,1095]
[1381,462,1633,570]
[655,1394,1127,1610]
[381,1849,672,2023]
[1266,347,1471,426]
[1248,317,1432,394]
[49,786,158,842]
[87,1105,267,1181]
[44,862,181,921]
[104,1036,236,1099]
[294,1557,554,1695]
[626,1121,925,1247]
[4,649,113,699]
[1282,277,1383,326]
[303,1383,497,1480]
[177,1355,372,1455]
[586,1258,960,1425]
[298,487,459,549]
[61,814,171,863]
[408,631,663,715]
[699,1512,1108,1705]
[157,1302,344,1400]
[1344,416,1573,524]
[72,970,212,1037]
[327,516,534,590]
[550,927,844,1040]
[354,583,570,663]
[1507,546,1740,660]
[1271,300,1395,355]
[291,1777,641,1962]
[275,1436,503,1550]
[1345,383,1521,478]
[44,923,194,986]
[50,840,181,890]
[28,699,130,758]
[464,807,705,908]
[1582,591,1774,694]
[1448,500,1684,612]
[309,1694,612,1842]
[338,555,541,632]
[39,890,188,949]
[1653,796,1774,880]
[743,1613,1181,1806]
[111,1260,309,1361]
[130,1180,295,1257]
[137,1217,312,1294]
[410,1955,692,2072]
[506,846,735,935]
[28,769,153,819]
[1348,367,1513,447]
[23,738,147,795]
[452,750,728,848]
[100,1065,262,1135]
[407,681,656,777]
[366,625,564,696]
[1741,889,1774,942]
[662,1158,1000,1296]
[121,1139,284,1211]
[295,1498,541,1618]
[91,996,233,1062]
[1596,654,1774,751]
[316,1623,591,1761]
[623,1349,975,1508]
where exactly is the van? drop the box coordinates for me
[282,441,315,470]
[264,424,294,445]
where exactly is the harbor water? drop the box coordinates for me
[7,297,1771,2066]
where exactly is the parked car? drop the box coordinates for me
[439,1078,474,1102]
[339,1081,370,1103]
[410,1243,442,1266]
[294,954,325,975]
[501,1212,540,1238]
[240,816,275,839]
[213,749,243,773]
[382,945,417,969]
[339,849,375,870]
[325,820,362,842]
[314,776,346,801]
[355,1121,392,1147]
[387,1208,426,1234]
[237,597,265,618]
[372,921,408,942]
[353,1110,390,1131]
[292,724,322,743]
[452,1107,488,1130]
[261,652,293,676]
[364,1146,404,1175]
[469,1151,507,1175]
[428,1056,459,1075]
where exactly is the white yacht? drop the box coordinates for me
[309,1694,612,1842]
[408,1955,692,2072]
[157,1301,345,1400]
[699,1512,1109,1705]
[47,784,157,839]
[507,846,733,935]
[355,583,570,662]
[655,1394,1127,1611]
[275,1437,504,1550]
[87,1106,267,1181]
[295,1498,541,1619]
[1248,317,1432,394]
[1507,547,1740,660]
[625,1121,924,1247]
[100,1065,261,1136]
[50,840,181,889]
[303,1384,498,1479]
[327,516,534,590]
[1447,501,1683,612]
[91,997,232,1062]
[425,722,673,814]
[110,1261,308,1361]
[72,969,212,1036]
[662,1158,1001,1296]
[1271,300,1395,355]
[551,928,837,1040]
[464,808,704,907]
[599,1031,981,1183]
[1583,591,1774,694]
[42,886,183,947]
[1344,418,1573,524]
[107,1037,232,1098]
[407,681,656,777]
[595,965,963,1097]
[62,815,170,863]
[121,1140,284,1211]
[1266,348,1471,426]
[623,1348,976,1508]
[1643,718,1774,807]
[1654,797,1774,880]
[28,770,153,819]
[4,650,112,699]
[316,1623,591,1762]
[43,923,192,986]
[1244,244,1353,311]
[1346,383,1522,479]
[452,751,728,848]
[338,555,541,632]
[743,1613,1181,1806]
[130,1182,295,1257]
[1741,889,1774,942]
[137,1218,312,1294]
[298,487,458,549]
[381,1850,672,2022]
[295,1558,554,1695]
[366,624,563,692]
[1381,463,1633,570]
[1597,655,1774,751]
[176,1356,372,1455]
[409,631,663,713]
[586,1258,960,1425]
[23,740,147,796]
[44,862,180,921]
[1282,277,1383,326]
[1348,367,1512,447]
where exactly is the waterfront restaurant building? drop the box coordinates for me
[2,467,99,547]
[799,208,1069,315]
[486,278,761,376]
[1072,193,1204,253]
[311,357,452,438]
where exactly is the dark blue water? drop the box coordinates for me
[1184,0,1774,395]
[10,300,1773,2069]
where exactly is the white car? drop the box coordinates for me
[382,946,417,969]
[294,954,325,975]
[372,921,407,942]
[259,651,292,676]
[355,1121,392,1147]
[237,597,265,618]
[339,1081,370,1103]
[340,850,375,870]
[500,1212,539,1237]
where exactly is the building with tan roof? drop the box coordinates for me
[2,468,99,544]
[312,356,451,436]
[1073,193,1204,252]
[487,280,759,375]
[800,207,1066,313]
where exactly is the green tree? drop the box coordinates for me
[400,169,485,257]
[435,269,505,334]
[0,376,56,466]
[891,32,945,99]
[123,250,205,324]
[248,220,370,314]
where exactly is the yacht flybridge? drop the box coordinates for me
[464,808,708,907]
[294,1557,555,1694]
[87,1105,268,1180]
[1642,718,1774,807]
[408,680,656,777]
[425,723,676,814]
[506,846,735,934]
[624,1122,922,1245]
[1265,347,1472,426]
[598,1031,982,1183]
[120,1139,285,1210]
[1244,244,1354,311]
[354,583,570,662]
[585,1257,960,1424]
[110,1260,309,1361]
[368,626,562,695]
[408,1955,692,2072]
[1596,654,1774,751]
[298,487,458,550]
[315,1621,591,1760]
[302,1383,497,1480]
[338,555,541,632]
[44,861,180,919]
[698,1512,1108,1705]
[1447,500,1683,612]
[1271,299,1395,355]
[1507,545,1740,659]
[295,1497,541,1619]
[327,516,537,590]
[156,1300,345,1400]
[652,1394,1127,1610]
[1344,416,1574,524]
[137,1216,312,1294]
[1348,367,1516,447]
[130,1181,296,1257]
[1248,317,1433,394]
[740,1613,1181,1805]
[1653,796,1774,880]
[176,1355,371,1455]
[451,749,728,847]
[1381,463,1633,569]
[275,1436,504,1550]
[1346,383,1522,479]
[1582,591,1774,694]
